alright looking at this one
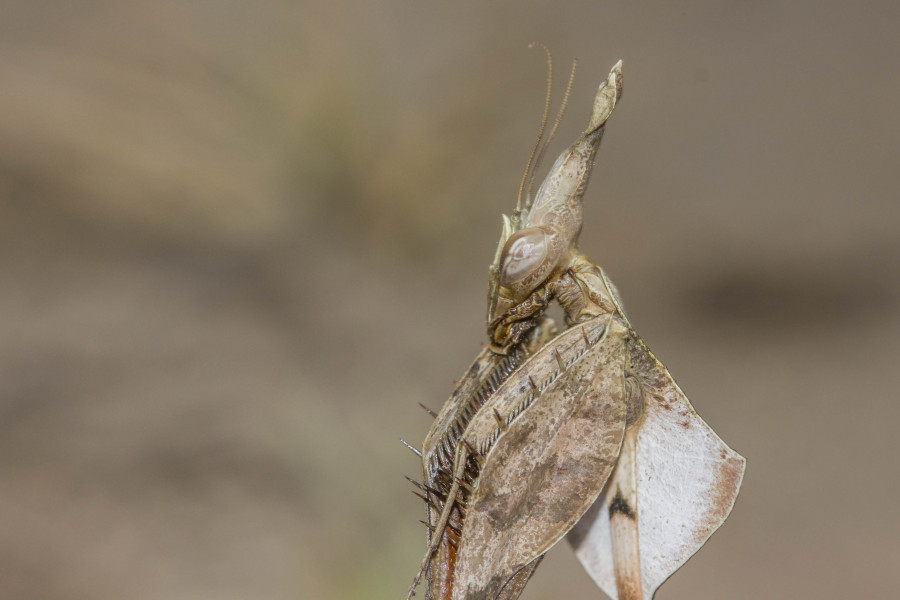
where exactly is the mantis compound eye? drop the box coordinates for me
[499,227,554,291]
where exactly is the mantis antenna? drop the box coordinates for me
[525,58,578,213]
[514,43,554,224]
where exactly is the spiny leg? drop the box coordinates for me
[489,286,553,350]
[406,444,470,600]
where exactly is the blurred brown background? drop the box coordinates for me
[1,1,898,599]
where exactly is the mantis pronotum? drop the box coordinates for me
[404,57,745,600]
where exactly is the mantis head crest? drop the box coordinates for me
[487,60,623,340]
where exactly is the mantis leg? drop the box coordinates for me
[488,286,553,350]
[609,426,643,600]
[407,444,469,600]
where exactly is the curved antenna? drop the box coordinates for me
[514,42,554,224]
[525,58,578,211]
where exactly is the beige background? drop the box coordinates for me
[1,1,898,599]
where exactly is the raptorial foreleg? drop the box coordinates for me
[488,285,554,351]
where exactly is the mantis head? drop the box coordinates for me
[487,60,623,349]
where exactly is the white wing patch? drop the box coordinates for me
[568,367,745,599]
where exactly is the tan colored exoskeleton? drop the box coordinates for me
[406,59,745,600]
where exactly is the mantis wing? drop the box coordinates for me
[568,334,746,600]
[418,322,558,600]
[452,316,629,600]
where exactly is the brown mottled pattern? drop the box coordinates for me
[460,316,613,453]
[420,346,519,600]
[419,321,562,600]
[492,556,543,600]
[452,318,630,600]
[569,295,746,598]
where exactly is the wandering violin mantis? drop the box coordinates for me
[403,55,745,600]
